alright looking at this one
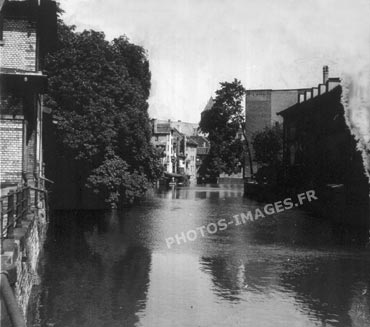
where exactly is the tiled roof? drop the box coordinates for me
[189,135,209,147]
[170,121,198,136]
[186,138,198,146]
[156,123,171,134]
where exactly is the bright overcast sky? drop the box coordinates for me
[60,0,370,123]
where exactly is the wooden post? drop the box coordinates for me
[8,191,15,237]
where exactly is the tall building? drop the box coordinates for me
[151,120,174,173]
[245,84,309,176]
[188,135,209,183]
[184,137,198,182]
[0,0,57,190]
[245,88,309,138]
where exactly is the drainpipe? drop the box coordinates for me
[0,272,26,327]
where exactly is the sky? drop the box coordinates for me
[60,0,370,124]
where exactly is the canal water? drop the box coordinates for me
[29,184,370,327]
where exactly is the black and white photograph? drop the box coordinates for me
[1,0,370,326]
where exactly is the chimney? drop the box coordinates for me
[323,65,329,84]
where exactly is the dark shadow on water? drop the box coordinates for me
[28,210,152,327]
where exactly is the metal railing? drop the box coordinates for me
[0,181,48,327]
[0,183,48,254]
[0,172,51,327]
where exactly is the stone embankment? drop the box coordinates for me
[1,186,48,326]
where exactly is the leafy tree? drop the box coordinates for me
[252,124,283,166]
[86,153,149,205]
[44,20,161,206]
[198,79,253,181]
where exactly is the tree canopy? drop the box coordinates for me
[45,20,162,206]
[252,124,283,166]
[198,79,248,181]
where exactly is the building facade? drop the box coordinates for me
[188,135,210,182]
[184,137,197,182]
[0,0,56,190]
[245,87,309,176]
[151,119,203,182]
[151,119,174,173]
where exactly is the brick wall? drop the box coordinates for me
[0,18,37,71]
[270,90,300,125]
[0,118,23,185]
[245,90,272,140]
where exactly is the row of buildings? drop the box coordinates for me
[150,119,209,183]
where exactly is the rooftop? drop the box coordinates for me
[189,135,209,147]
[278,85,342,117]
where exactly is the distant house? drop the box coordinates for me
[277,67,369,227]
[172,127,184,174]
[169,120,198,137]
[151,119,193,175]
[0,0,57,191]
[188,135,210,181]
[184,137,197,182]
[151,119,174,173]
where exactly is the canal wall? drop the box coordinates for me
[1,191,48,325]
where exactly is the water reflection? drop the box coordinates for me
[280,254,370,326]
[30,184,370,327]
[200,256,247,301]
[30,211,151,327]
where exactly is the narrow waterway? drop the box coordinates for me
[29,184,370,327]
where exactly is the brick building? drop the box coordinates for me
[245,87,309,176]
[0,0,56,190]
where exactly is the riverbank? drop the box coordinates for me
[1,187,49,326]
